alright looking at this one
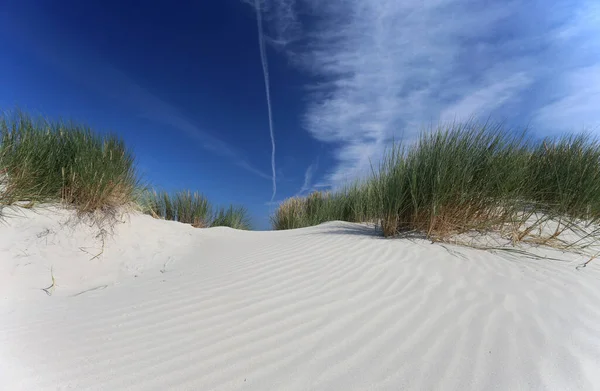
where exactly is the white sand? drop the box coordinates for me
[2,206,600,390]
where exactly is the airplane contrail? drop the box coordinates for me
[253,0,277,201]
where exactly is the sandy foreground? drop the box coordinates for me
[1,206,600,391]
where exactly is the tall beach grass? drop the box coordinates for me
[271,181,378,230]
[0,110,138,213]
[0,110,253,231]
[273,122,600,246]
[140,190,252,230]
[212,205,252,230]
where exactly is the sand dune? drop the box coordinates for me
[2,206,600,390]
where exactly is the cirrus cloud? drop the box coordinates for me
[254,0,600,187]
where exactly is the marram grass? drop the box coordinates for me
[273,122,600,246]
[211,205,252,230]
[0,110,138,213]
[140,189,252,230]
[0,110,253,229]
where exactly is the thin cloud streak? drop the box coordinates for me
[257,0,600,187]
[439,73,532,124]
[251,0,278,200]
[535,65,600,134]
[295,160,317,196]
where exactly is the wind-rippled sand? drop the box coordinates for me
[1,207,600,390]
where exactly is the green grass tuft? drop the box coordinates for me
[140,189,252,230]
[270,181,378,230]
[0,110,139,213]
[211,205,252,230]
[140,190,212,227]
[1,109,255,231]
[272,121,600,247]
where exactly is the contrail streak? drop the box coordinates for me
[253,0,277,201]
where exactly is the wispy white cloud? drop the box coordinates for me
[535,65,600,134]
[439,73,532,123]
[264,159,317,206]
[246,0,302,50]
[534,3,600,133]
[257,0,600,187]
[295,160,318,195]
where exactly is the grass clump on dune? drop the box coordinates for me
[141,190,252,230]
[211,205,252,230]
[271,182,377,230]
[271,191,334,230]
[526,134,600,221]
[0,109,254,230]
[0,110,138,213]
[273,121,600,246]
[141,190,211,227]
[376,122,531,238]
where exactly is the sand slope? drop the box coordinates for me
[2,207,600,390]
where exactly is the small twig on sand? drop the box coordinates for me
[576,254,598,271]
[41,267,56,296]
[78,229,106,261]
[439,244,467,260]
[91,229,107,260]
[160,256,173,273]
[79,245,104,261]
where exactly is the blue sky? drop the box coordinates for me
[1,0,599,229]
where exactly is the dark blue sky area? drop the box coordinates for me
[0,0,323,228]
